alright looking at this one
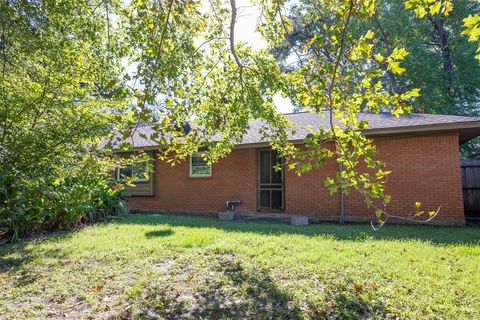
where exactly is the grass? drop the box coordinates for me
[1,214,479,319]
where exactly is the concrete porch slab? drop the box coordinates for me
[233,212,310,225]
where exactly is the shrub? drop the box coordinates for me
[0,146,129,242]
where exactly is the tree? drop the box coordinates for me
[273,0,480,158]
[274,0,480,116]
[402,0,480,160]
[0,0,130,239]
[0,0,290,238]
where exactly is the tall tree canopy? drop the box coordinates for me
[273,0,480,116]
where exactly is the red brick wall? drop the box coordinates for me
[343,134,465,226]
[127,133,465,225]
[127,148,257,213]
[284,145,341,219]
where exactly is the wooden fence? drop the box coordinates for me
[461,160,480,219]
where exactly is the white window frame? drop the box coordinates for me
[189,152,212,177]
[116,162,150,182]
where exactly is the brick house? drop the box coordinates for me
[115,112,480,226]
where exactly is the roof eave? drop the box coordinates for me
[363,120,480,144]
[113,120,480,152]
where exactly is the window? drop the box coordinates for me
[190,152,211,177]
[117,161,150,182]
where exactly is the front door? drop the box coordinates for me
[258,150,284,211]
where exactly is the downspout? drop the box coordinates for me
[337,147,345,224]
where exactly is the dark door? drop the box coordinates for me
[258,150,284,211]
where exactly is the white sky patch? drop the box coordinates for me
[273,94,294,113]
[234,0,267,50]
[234,0,294,113]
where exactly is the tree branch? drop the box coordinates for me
[327,0,354,130]
[372,13,401,93]
[229,0,243,68]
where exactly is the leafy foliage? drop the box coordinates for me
[402,0,480,159]
[259,0,437,226]
[405,0,480,61]
[274,0,480,158]
[0,0,130,240]
[275,0,480,116]
[463,13,480,60]
[0,145,129,241]
[1,0,478,236]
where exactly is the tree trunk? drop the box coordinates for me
[432,18,454,96]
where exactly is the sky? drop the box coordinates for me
[233,0,294,113]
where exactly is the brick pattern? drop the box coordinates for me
[343,134,465,225]
[284,145,341,219]
[127,133,465,225]
[127,148,257,213]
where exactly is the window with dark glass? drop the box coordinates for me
[190,152,212,177]
[117,162,149,182]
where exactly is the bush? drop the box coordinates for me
[0,146,129,242]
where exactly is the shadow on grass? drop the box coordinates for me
[124,213,480,245]
[0,231,75,278]
[119,252,390,319]
[187,256,302,319]
[0,245,71,288]
[145,229,174,238]
[1,212,479,279]
[320,286,391,320]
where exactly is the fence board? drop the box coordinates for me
[461,160,480,218]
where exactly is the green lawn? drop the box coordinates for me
[1,214,479,319]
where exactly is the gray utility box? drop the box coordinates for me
[291,216,309,226]
[218,211,235,221]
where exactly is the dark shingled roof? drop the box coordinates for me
[114,112,480,150]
